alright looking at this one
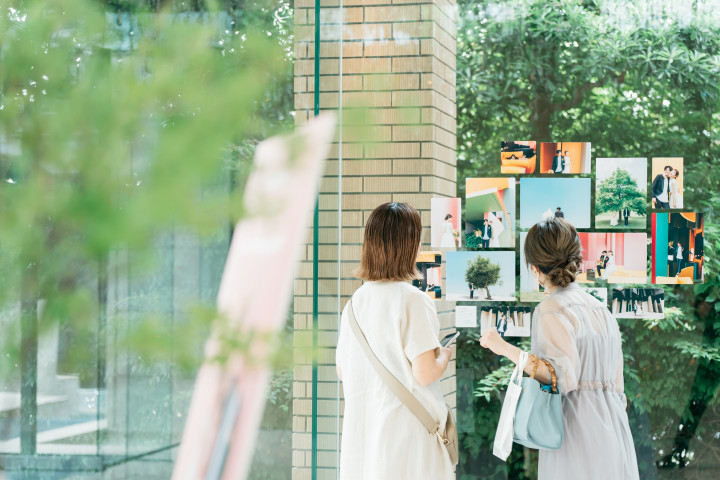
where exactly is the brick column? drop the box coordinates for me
[293,2,457,479]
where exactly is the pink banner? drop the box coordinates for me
[172,113,336,480]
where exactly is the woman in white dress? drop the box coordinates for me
[440,213,456,247]
[609,212,618,226]
[670,169,683,208]
[604,251,617,279]
[479,217,639,480]
[336,202,455,480]
[488,212,505,248]
[562,151,572,173]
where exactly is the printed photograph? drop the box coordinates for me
[595,158,648,229]
[430,197,461,248]
[652,212,704,284]
[582,287,608,304]
[520,177,592,229]
[577,232,648,284]
[500,141,537,174]
[464,178,516,249]
[479,306,531,337]
[412,251,443,300]
[611,287,665,319]
[539,142,591,174]
[651,158,684,210]
[446,251,516,302]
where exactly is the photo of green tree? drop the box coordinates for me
[595,158,648,229]
[465,255,502,300]
[446,251,516,302]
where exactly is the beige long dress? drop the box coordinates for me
[531,282,639,480]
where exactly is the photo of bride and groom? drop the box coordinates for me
[652,212,704,284]
[595,250,617,279]
[651,158,684,210]
[577,232,648,284]
[611,287,665,320]
[539,142,591,174]
[520,177,591,229]
[595,158,647,229]
[479,306,531,337]
[464,178,516,249]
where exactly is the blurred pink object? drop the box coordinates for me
[172,113,336,480]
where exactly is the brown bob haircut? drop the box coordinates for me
[356,202,422,282]
[523,217,583,288]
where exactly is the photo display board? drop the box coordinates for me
[433,146,703,338]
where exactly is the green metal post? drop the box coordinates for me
[311,0,321,479]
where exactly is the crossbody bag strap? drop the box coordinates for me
[346,298,441,436]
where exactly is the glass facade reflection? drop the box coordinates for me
[1,1,719,479]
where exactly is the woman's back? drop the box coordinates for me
[336,281,453,480]
[532,283,638,479]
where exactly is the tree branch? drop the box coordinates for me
[552,69,627,112]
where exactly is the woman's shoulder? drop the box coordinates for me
[537,286,603,313]
[353,281,427,302]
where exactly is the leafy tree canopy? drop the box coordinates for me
[456,1,720,476]
[596,167,647,215]
[465,255,502,300]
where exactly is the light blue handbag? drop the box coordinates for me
[512,357,564,449]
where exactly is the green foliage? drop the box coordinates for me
[597,167,647,215]
[465,255,502,300]
[584,287,605,303]
[465,232,481,249]
[0,0,287,375]
[457,0,720,477]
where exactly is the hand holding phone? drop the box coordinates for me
[440,331,460,347]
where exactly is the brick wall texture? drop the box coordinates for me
[293,2,458,478]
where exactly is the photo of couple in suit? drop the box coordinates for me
[464,178,516,249]
[596,251,617,279]
[595,158,647,229]
[652,212,704,284]
[610,208,632,226]
[539,142,591,174]
[651,159,683,209]
[670,240,689,277]
[479,306,531,337]
[551,149,573,173]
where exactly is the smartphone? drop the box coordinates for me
[440,331,460,347]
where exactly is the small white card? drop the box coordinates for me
[455,306,478,328]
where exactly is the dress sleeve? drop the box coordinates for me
[531,308,580,394]
[400,292,442,362]
[614,343,627,405]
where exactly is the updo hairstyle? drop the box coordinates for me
[523,217,583,288]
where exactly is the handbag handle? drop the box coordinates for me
[540,359,559,394]
[345,298,445,440]
[510,351,529,387]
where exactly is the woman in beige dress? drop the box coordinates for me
[480,217,639,479]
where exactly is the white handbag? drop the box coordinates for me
[492,350,528,460]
